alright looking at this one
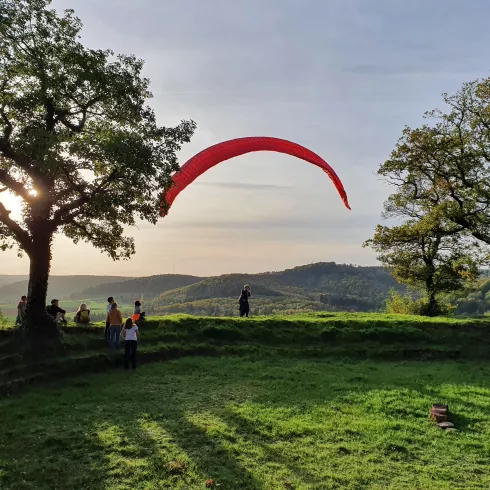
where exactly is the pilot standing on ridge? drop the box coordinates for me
[238,285,251,317]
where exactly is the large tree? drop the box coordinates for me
[365,75,490,315]
[0,0,196,333]
[377,77,490,244]
[364,216,486,316]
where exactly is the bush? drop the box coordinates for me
[385,290,455,317]
[0,310,8,329]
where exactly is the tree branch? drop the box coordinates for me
[57,108,88,133]
[0,200,31,251]
[51,169,120,224]
[0,169,33,203]
[55,95,104,133]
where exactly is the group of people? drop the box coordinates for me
[45,299,90,324]
[104,297,144,370]
[16,285,251,326]
[16,295,144,370]
[14,286,250,367]
[104,299,139,370]
[17,297,86,325]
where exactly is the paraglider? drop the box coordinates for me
[161,136,350,215]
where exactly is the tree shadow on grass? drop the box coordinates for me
[2,357,490,489]
[87,408,267,489]
[0,413,111,490]
[149,411,266,489]
[219,407,322,487]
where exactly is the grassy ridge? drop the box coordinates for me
[0,312,488,395]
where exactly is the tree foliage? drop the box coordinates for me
[384,290,455,317]
[364,76,490,314]
[364,216,486,314]
[444,275,490,316]
[377,78,490,244]
[0,0,195,259]
[0,0,196,330]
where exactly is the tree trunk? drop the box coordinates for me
[426,292,438,317]
[425,269,438,317]
[24,228,59,337]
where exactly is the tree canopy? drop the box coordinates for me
[364,216,486,315]
[0,0,196,330]
[378,78,490,244]
[365,76,490,314]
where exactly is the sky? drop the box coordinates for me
[2,0,490,277]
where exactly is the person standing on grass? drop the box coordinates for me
[16,295,27,325]
[121,317,139,370]
[105,296,114,339]
[106,302,123,349]
[238,285,251,317]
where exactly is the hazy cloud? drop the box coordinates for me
[2,0,490,275]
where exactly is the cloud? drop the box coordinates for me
[164,213,376,232]
[343,63,483,77]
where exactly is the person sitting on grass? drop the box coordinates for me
[46,299,67,324]
[16,295,27,326]
[74,303,91,324]
[121,317,139,370]
[132,300,146,322]
[106,302,123,350]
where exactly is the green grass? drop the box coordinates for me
[1,356,490,489]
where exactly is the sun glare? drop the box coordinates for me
[0,191,23,220]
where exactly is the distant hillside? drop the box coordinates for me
[0,276,27,288]
[0,276,129,303]
[445,278,490,316]
[70,274,203,302]
[0,263,408,315]
[148,262,406,316]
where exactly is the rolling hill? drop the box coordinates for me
[0,263,407,316]
[69,274,204,302]
[0,276,129,303]
[0,276,27,288]
[147,262,406,316]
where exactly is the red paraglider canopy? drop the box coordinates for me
[161,136,350,215]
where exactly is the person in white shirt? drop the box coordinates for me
[121,317,139,370]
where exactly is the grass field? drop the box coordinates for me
[0,313,490,488]
[0,356,489,489]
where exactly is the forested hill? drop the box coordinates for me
[0,276,128,303]
[148,263,406,315]
[70,275,203,302]
[0,276,27,288]
[1,263,406,315]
